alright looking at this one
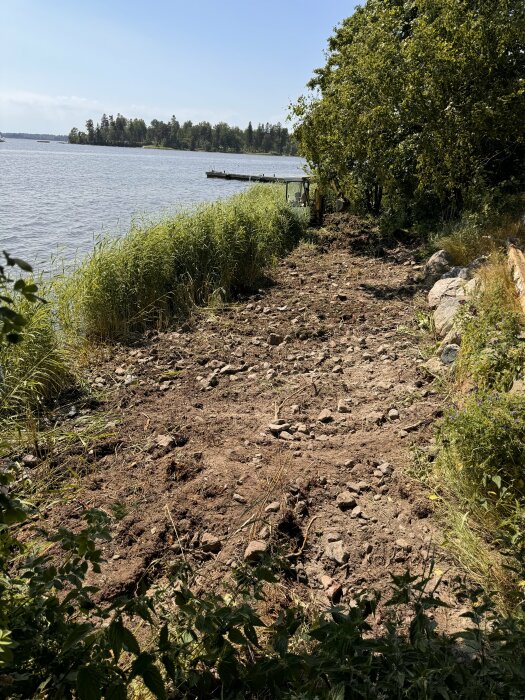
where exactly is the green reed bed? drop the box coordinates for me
[60,184,307,341]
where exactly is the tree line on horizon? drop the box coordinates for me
[68,114,298,155]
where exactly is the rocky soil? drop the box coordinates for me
[35,220,466,626]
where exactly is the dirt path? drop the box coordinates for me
[47,225,461,623]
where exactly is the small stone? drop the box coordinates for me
[326,582,343,603]
[244,540,268,562]
[324,540,349,565]
[268,333,284,346]
[265,501,280,513]
[395,538,412,552]
[326,532,342,542]
[320,574,334,589]
[21,454,38,466]
[388,408,399,420]
[268,421,291,433]
[201,533,222,553]
[350,506,362,518]
[317,408,333,423]
[332,365,343,374]
[233,493,247,504]
[115,366,126,376]
[440,344,460,366]
[336,491,357,511]
[378,463,392,475]
[279,431,294,440]
[337,400,351,413]
[155,434,175,449]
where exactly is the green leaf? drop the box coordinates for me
[77,666,103,700]
[61,622,93,652]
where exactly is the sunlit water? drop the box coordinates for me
[0,139,305,271]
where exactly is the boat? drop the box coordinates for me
[37,140,50,143]
[0,136,5,143]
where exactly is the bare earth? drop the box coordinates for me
[43,220,464,626]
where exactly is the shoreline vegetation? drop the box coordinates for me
[68,114,298,155]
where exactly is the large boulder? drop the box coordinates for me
[428,277,467,309]
[424,250,452,282]
[434,298,464,337]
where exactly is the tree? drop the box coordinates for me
[292,0,525,222]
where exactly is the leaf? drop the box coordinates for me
[121,626,140,655]
[140,662,166,700]
[61,622,93,652]
[104,683,127,700]
[77,666,103,700]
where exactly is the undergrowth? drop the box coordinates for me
[425,256,525,605]
[60,185,308,342]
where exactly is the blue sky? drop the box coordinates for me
[1,1,356,134]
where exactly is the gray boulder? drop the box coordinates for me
[434,298,464,337]
[424,250,452,282]
[428,277,467,309]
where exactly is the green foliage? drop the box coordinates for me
[69,114,297,155]
[61,185,308,341]
[292,0,525,225]
[427,259,525,600]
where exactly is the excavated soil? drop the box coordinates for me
[35,221,466,626]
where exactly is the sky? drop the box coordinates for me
[0,0,356,135]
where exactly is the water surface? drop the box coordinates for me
[0,139,305,270]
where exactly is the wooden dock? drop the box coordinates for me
[206,170,308,184]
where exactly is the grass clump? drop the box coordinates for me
[61,185,307,341]
[0,281,72,424]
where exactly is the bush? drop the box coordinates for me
[61,185,307,341]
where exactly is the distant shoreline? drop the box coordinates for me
[2,132,68,141]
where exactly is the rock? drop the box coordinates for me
[434,298,463,337]
[332,365,343,374]
[279,431,294,440]
[268,333,284,346]
[201,533,222,553]
[395,538,412,552]
[326,582,343,603]
[324,540,349,565]
[422,357,447,377]
[387,408,399,420]
[233,493,247,504]
[320,574,334,589]
[336,491,357,511]
[350,506,362,518]
[115,366,126,376]
[155,434,175,449]
[268,421,291,433]
[440,266,470,280]
[265,501,280,513]
[428,277,466,309]
[326,532,342,542]
[317,408,333,423]
[464,277,480,296]
[244,540,268,562]
[377,463,392,475]
[440,343,460,365]
[21,454,38,466]
[424,250,452,281]
[337,400,351,413]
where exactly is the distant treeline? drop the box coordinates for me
[3,132,67,141]
[68,114,298,155]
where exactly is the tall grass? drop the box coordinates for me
[0,280,72,423]
[60,185,307,341]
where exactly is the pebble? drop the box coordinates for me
[155,434,175,449]
[201,533,222,553]
[324,540,349,565]
[268,333,284,346]
[232,493,247,504]
[388,408,400,420]
[336,491,357,510]
[317,408,333,423]
[265,501,280,513]
[244,540,268,562]
[337,400,351,413]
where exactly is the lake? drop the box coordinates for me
[0,138,305,271]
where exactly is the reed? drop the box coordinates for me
[60,185,307,341]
